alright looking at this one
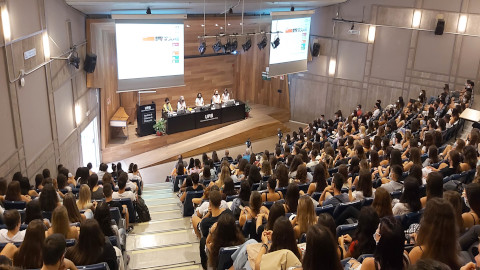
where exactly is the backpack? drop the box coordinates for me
[135,197,151,223]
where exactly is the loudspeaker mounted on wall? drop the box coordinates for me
[435,19,445,35]
[84,53,97,73]
[312,43,321,57]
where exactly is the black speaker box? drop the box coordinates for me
[84,53,97,73]
[435,19,445,35]
[312,43,321,57]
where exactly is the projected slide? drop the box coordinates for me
[269,17,311,76]
[115,22,184,91]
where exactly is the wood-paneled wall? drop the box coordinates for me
[86,16,291,148]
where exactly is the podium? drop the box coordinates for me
[137,103,156,137]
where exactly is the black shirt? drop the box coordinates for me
[200,209,233,238]
[440,166,457,178]
[107,200,125,218]
[186,185,204,192]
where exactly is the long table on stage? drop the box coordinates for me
[165,101,246,134]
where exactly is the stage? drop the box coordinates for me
[102,104,290,168]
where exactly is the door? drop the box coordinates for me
[81,117,100,170]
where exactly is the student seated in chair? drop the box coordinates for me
[318,173,349,207]
[0,210,25,244]
[41,234,77,270]
[112,173,136,202]
[103,183,129,229]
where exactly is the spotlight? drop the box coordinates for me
[229,8,233,14]
[271,37,280,49]
[257,36,267,50]
[146,7,151,14]
[68,51,80,69]
[223,39,232,53]
[212,40,223,53]
[230,39,238,52]
[242,38,252,52]
[198,41,206,55]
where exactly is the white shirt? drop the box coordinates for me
[222,93,230,102]
[373,109,381,119]
[195,97,204,107]
[0,229,25,243]
[196,200,228,217]
[212,94,221,104]
[177,101,186,111]
[112,190,136,202]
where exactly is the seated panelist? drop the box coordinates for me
[163,98,173,113]
[222,89,230,103]
[177,96,187,111]
[212,90,221,104]
[195,93,204,107]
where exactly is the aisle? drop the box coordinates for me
[125,182,202,270]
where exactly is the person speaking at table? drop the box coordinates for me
[195,93,204,107]
[163,98,173,113]
[222,89,230,103]
[212,89,221,104]
[177,96,187,112]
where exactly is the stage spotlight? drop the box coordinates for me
[212,40,223,53]
[146,7,151,14]
[223,39,232,53]
[231,39,238,52]
[242,38,252,52]
[271,37,280,49]
[68,51,80,69]
[257,36,267,50]
[198,41,206,55]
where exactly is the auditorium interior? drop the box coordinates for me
[2,0,480,269]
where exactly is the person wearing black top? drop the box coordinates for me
[103,183,129,228]
[180,173,204,202]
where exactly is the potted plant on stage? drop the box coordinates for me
[153,118,166,136]
[245,103,251,118]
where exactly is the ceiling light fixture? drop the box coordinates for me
[412,10,421,28]
[458,15,467,33]
[271,36,280,49]
[212,40,223,53]
[242,38,251,52]
[199,40,206,55]
[257,36,267,50]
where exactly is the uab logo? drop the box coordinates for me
[205,113,214,120]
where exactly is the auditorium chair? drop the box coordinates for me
[76,262,109,270]
[226,195,238,202]
[0,224,27,231]
[332,201,362,219]
[315,205,335,216]
[262,199,284,209]
[357,254,373,263]
[262,176,270,182]
[311,192,321,201]
[0,242,22,252]
[109,207,122,228]
[336,223,358,237]
[362,198,374,207]
[3,201,26,210]
[217,246,240,270]
[173,175,188,192]
[298,184,309,193]
[183,190,204,217]
[42,211,52,221]
[242,220,254,238]
[390,190,403,200]
[114,198,136,224]
[275,187,287,197]
[250,183,260,191]
[397,209,424,230]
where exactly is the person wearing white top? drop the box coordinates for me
[113,175,136,202]
[195,93,204,107]
[0,210,25,244]
[212,90,221,104]
[177,96,187,111]
[222,89,230,102]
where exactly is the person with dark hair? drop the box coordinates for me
[180,173,204,203]
[307,163,328,195]
[292,196,316,240]
[380,164,404,193]
[349,169,374,202]
[372,187,393,218]
[276,164,289,188]
[319,173,349,207]
[221,177,237,199]
[200,165,212,182]
[429,150,461,177]
[409,198,460,269]
[340,206,379,259]
[87,174,103,200]
[94,202,122,247]
[462,183,480,231]
[39,184,60,212]
[63,193,85,224]
[42,234,77,270]
[192,190,232,239]
[24,200,46,225]
[19,177,37,197]
[56,174,69,192]
[205,214,244,268]
[47,206,79,240]
[230,181,251,220]
[256,202,285,239]
[255,217,302,269]
[303,225,343,270]
[0,210,24,243]
[65,219,117,270]
[97,163,108,180]
[284,183,300,213]
[239,191,268,228]
[247,166,262,188]
[356,217,407,270]
[42,169,51,179]
[0,177,8,196]
[112,172,136,202]
[392,177,421,216]
[5,181,31,202]
[261,177,283,202]
[12,219,46,269]
[420,172,443,208]
[103,183,129,229]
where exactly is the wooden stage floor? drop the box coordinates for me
[103,104,290,169]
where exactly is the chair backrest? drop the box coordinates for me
[298,233,307,243]
[66,239,76,247]
[401,210,424,230]
[183,190,204,217]
[42,211,53,221]
[390,190,403,200]
[0,224,27,231]
[76,262,109,270]
[109,207,122,226]
[336,223,358,237]
[262,199,284,209]
[333,201,362,218]
[242,219,253,238]
[298,184,309,193]
[114,198,136,224]
[108,235,118,247]
[357,254,373,263]
[275,187,287,197]
[311,192,321,201]
[251,183,260,191]
[3,201,26,210]
[226,195,238,202]
[362,198,374,207]
[315,205,334,216]
[262,175,270,182]
[217,246,240,270]
[173,175,187,192]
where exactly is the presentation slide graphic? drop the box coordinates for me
[269,17,311,65]
[115,23,184,80]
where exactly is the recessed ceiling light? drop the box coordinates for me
[239,23,243,25]
[201,24,205,27]
[215,24,219,27]
[220,27,224,29]
[228,23,231,26]
[186,24,190,28]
